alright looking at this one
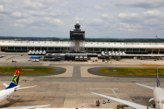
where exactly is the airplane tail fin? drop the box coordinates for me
[6,69,21,89]
[157,68,160,87]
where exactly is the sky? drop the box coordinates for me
[0,0,164,38]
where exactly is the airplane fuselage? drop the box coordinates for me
[0,88,15,103]
[154,87,164,109]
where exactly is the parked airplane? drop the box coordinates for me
[0,69,50,109]
[0,69,35,102]
[92,70,164,109]
[136,69,164,109]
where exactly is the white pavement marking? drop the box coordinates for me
[111,89,119,99]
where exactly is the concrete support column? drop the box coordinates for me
[158,49,160,54]
[151,49,153,54]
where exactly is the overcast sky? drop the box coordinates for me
[0,0,164,38]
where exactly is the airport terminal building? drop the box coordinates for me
[0,40,164,54]
[0,23,164,60]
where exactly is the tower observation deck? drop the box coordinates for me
[70,23,85,52]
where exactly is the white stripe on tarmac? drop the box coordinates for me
[111,88,119,98]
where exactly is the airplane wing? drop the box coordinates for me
[91,92,153,109]
[16,85,37,90]
[136,83,154,90]
[0,104,50,109]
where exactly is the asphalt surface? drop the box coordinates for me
[72,65,81,78]
[0,54,164,108]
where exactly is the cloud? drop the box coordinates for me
[143,10,163,17]
[118,12,142,24]
[86,18,104,26]
[95,5,105,10]
[116,0,164,9]
[15,0,68,10]
[23,0,45,10]
[0,0,67,28]
[74,17,84,23]
[118,13,139,18]
[11,12,27,18]
[118,10,164,21]
[116,23,143,31]
[117,9,164,32]
[11,16,64,27]
[0,0,164,38]
[43,17,64,26]
[0,5,4,12]
[101,14,110,20]
[11,17,35,27]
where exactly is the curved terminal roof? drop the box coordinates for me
[0,40,164,49]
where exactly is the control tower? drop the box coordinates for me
[70,22,85,52]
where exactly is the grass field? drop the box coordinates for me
[0,66,56,76]
[93,67,164,77]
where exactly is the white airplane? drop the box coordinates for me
[136,72,164,109]
[0,69,50,109]
[92,72,164,109]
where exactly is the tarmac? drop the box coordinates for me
[0,53,164,109]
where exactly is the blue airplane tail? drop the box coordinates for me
[6,69,21,89]
[156,68,160,87]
